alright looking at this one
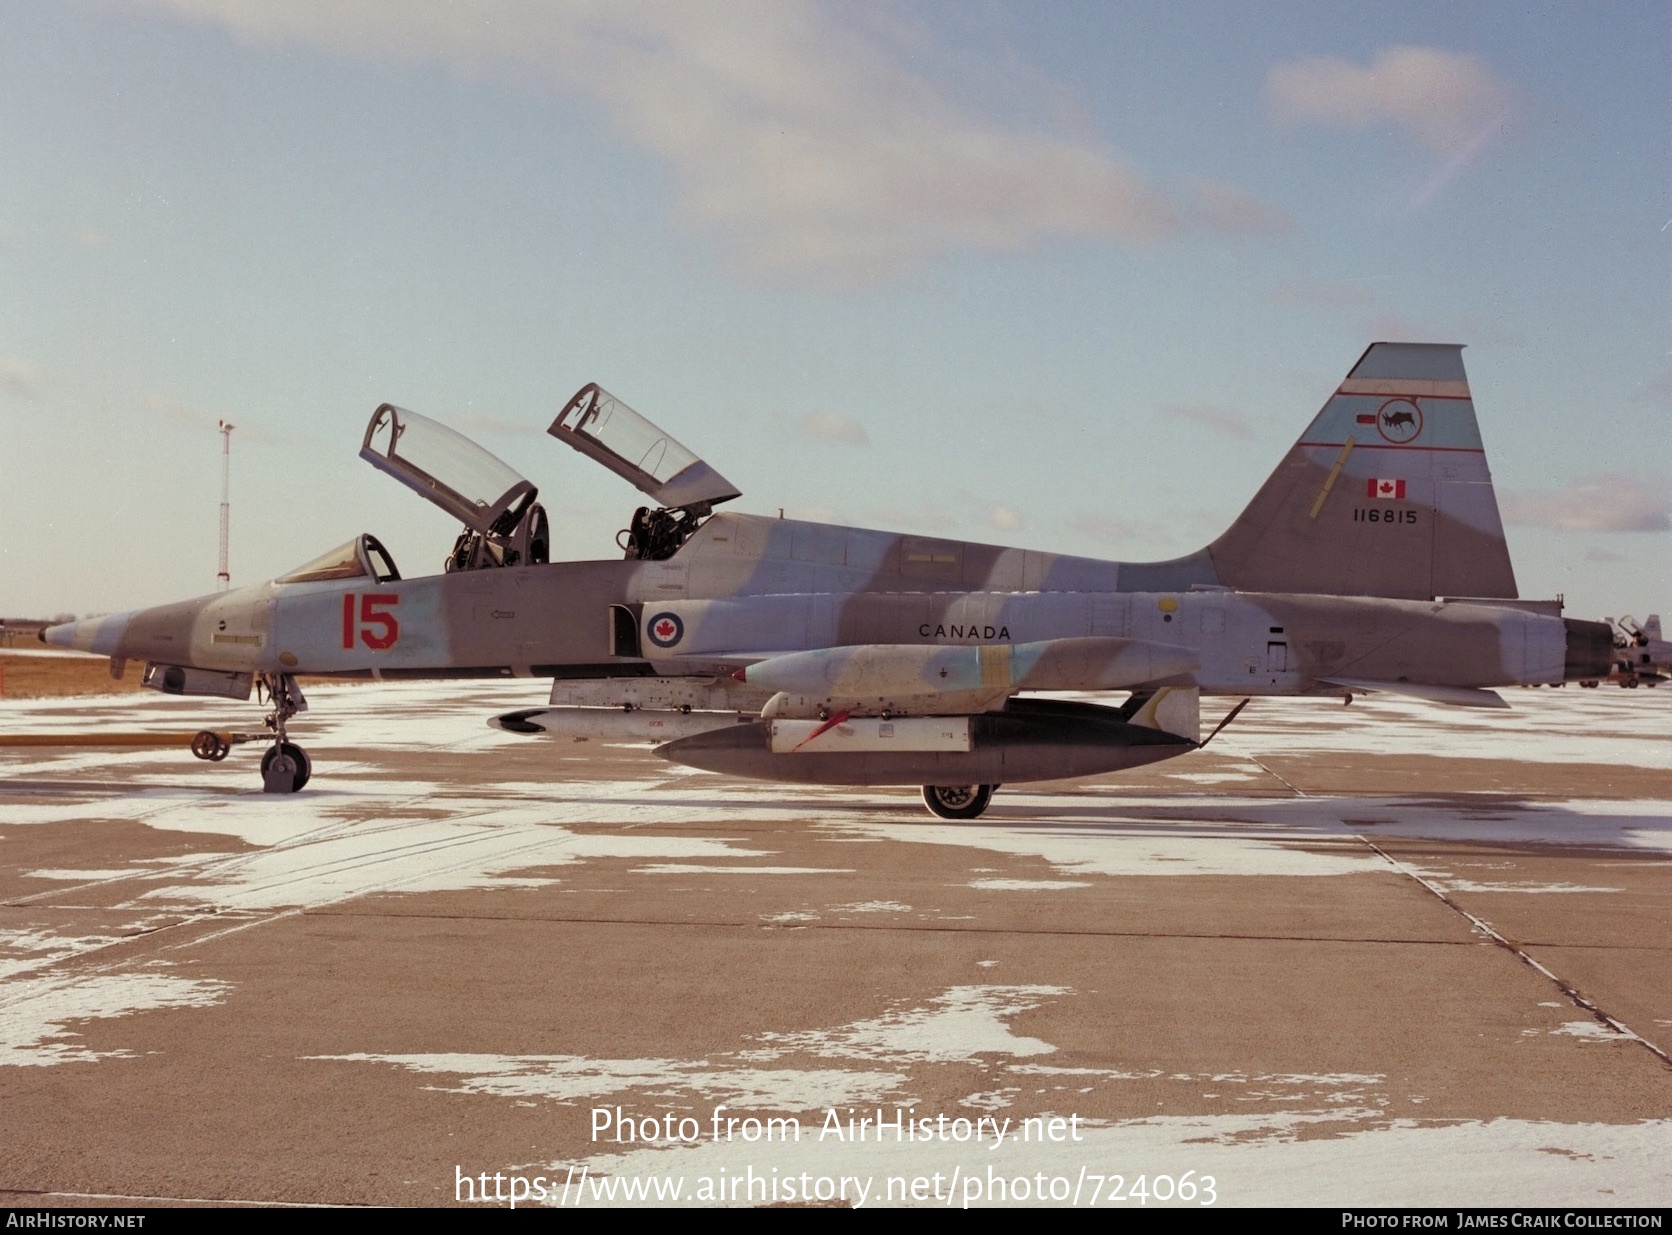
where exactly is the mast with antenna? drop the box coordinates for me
[217,420,234,591]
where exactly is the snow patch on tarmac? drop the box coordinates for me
[1220,688,1672,770]
[1550,1021,1626,1040]
[0,971,229,1065]
[832,818,1382,879]
[0,928,136,981]
[318,985,1066,1113]
[1426,879,1623,894]
[749,986,1063,1064]
[558,1114,1672,1207]
[632,864,851,876]
[315,1053,906,1112]
[833,901,911,914]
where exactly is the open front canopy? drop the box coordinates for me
[360,404,536,535]
[549,384,740,511]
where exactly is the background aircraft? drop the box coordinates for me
[42,343,1669,817]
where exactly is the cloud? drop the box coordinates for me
[1070,512,1135,546]
[1501,475,1670,533]
[1584,547,1625,563]
[0,358,40,401]
[1266,45,1511,156]
[796,410,869,446]
[143,0,1276,279]
[987,504,1023,532]
[1160,403,1257,440]
[1185,180,1290,235]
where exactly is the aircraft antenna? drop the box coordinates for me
[217,420,234,591]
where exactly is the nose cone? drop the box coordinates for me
[41,611,132,656]
[40,593,219,665]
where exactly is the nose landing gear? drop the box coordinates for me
[255,674,311,793]
[189,674,311,791]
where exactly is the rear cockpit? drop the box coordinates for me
[549,384,740,561]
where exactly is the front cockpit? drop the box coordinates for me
[275,533,402,585]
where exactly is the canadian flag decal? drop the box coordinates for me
[1366,477,1406,499]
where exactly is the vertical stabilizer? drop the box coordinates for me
[1206,343,1516,600]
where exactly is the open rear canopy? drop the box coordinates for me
[549,383,740,510]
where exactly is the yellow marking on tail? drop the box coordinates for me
[1308,435,1357,519]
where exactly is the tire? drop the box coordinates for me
[260,742,312,792]
[921,784,994,820]
[190,730,229,762]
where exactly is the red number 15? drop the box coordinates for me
[341,593,400,650]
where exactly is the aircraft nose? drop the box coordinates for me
[41,613,130,655]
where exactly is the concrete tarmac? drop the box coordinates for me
[1,680,1668,1208]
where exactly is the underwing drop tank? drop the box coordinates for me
[652,695,1199,786]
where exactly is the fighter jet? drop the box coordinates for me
[41,343,1663,817]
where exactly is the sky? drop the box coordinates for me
[1,0,1667,623]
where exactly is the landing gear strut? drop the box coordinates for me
[921,784,994,820]
[257,673,311,793]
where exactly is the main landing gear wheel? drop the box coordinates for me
[922,784,994,820]
[261,742,312,794]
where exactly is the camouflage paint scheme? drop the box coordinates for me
[44,344,1620,797]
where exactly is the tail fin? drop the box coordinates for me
[1207,342,1516,601]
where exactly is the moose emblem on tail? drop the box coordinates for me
[1377,399,1423,443]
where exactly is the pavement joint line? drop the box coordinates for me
[1358,835,1672,1071]
[295,906,1499,944]
[0,920,192,980]
[1222,745,1308,798]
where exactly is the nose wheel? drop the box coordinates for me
[261,742,312,793]
[921,784,994,820]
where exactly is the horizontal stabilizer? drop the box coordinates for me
[1125,686,1201,744]
[1322,678,1509,709]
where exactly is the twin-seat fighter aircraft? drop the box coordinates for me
[42,343,1669,816]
